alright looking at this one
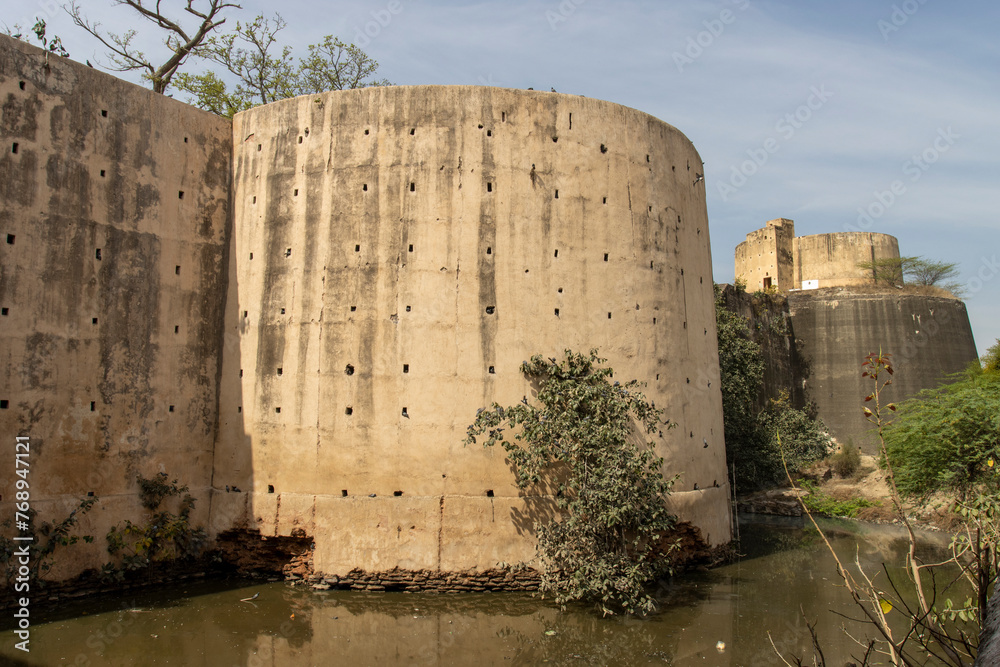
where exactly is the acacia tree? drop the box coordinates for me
[66,0,240,94]
[173,14,390,118]
[465,350,677,615]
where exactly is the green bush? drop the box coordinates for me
[883,352,1000,499]
[831,442,861,478]
[465,350,676,616]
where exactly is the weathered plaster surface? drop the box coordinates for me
[1,34,730,582]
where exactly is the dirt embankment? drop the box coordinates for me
[739,455,963,533]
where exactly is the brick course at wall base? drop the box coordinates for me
[306,568,542,594]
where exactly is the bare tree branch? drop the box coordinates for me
[66,0,241,93]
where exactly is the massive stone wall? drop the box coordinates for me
[211,85,731,577]
[788,288,978,451]
[0,36,232,579]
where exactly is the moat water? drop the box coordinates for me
[0,515,958,666]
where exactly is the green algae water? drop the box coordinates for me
[0,516,958,666]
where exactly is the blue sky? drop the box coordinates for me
[8,0,998,356]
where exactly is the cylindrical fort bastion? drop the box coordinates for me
[211,86,730,576]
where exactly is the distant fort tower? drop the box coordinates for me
[733,218,977,452]
[735,218,900,291]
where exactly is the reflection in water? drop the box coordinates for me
[0,515,959,666]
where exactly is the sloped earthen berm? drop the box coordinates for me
[0,34,730,598]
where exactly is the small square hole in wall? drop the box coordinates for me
[11,142,19,154]
[280,308,285,314]
[92,317,97,324]
[554,190,559,199]
[101,109,108,117]
[268,485,275,493]
[252,196,256,204]
[558,287,563,293]
[486,247,492,255]
[19,81,25,90]
[600,144,607,153]
[408,244,413,252]
[298,136,303,144]
[604,253,609,261]
[168,405,175,412]
[409,182,415,192]
[0,400,8,409]
[350,306,356,312]
[342,489,349,497]
[95,248,101,259]
[554,308,560,317]
[409,128,415,135]
[554,249,559,258]
[87,491,94,497]
[365,129,370,135]
[363,184,368,191]
[608,312,612,319]
[257,144,262,151]
[486,490,494,497]
[401,407,409,417]
[175,265,180,275]
[646,154,650,162]
[178,191,184,200]
[90,401,96,411]
[285,248,291,257]
[648,205,652,213]
[345,407,353,415]
[403,364,409,373]
[277,368,283,376]
[1,308,7,316]
[355,244,360,252]
[275,407,281,414]
[487,182,493,192]
[485,306,495,314]
[243,311,248,318]
[249,252,253,259]
[345,364,355,375]
[184,137,188,143]
[7,234,15,245]
[237,406,242,413]
[502,112,506,122]
[393,491,403,497]
[653,317,657,324]
[174,325,179,333]
[100,170,106,177]
[488,366,495,374]
[294,189,298,196]
[602,197,607,204]
[487,130,492,137]
[405,306,411,312]
[240,369,243,377]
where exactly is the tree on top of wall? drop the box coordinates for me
[173,14,390,118]
[857,255,964,296]
[66,0,240,94]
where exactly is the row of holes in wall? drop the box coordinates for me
[265,117,659,166]
[250,244,702,264]
[261,486,496,498]
[253,182,665,206]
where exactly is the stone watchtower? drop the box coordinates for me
[733,218,978,452]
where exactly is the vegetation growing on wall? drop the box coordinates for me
[103,473,207,580]
[857,255,964,296]
[883,339,1000,500]
[465,350,677,616]
[716,285,831,490]
[0,497,96,589]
